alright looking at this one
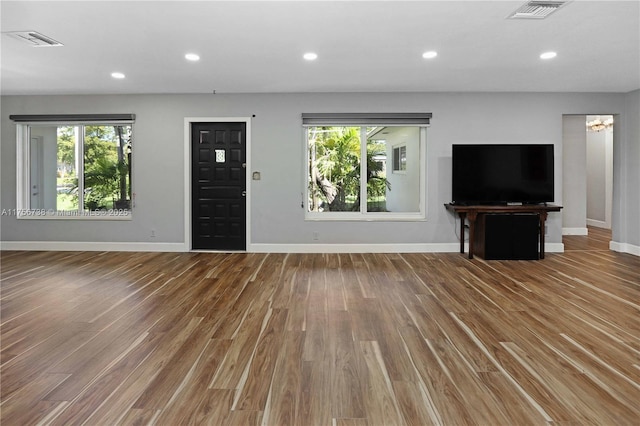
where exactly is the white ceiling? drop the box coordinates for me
[1,0,639,95]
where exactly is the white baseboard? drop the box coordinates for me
[3,241,459,254]
[545,243,565,253]
[249,242,564,254]
[563,227,588,235]
[248,243,462,253]
[610,241,640,257]
[0,241,187,252]
[1,241,566,255]
[586,219,609,229]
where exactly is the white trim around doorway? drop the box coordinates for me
[183,117,252,252]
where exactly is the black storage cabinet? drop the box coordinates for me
[474,213,540,260]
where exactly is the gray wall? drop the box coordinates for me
[562,115,588,232]
[612,89,640,248]
[586,126,610,224]
[1,91,636,251]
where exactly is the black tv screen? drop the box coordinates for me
[452,144,554,205]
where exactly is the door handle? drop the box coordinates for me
[241,191,246,197]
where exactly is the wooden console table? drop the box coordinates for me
[445,203,563,259]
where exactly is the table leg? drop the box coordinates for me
[467,211,477,259]
[459,213,466,254]
[539,212,548,259]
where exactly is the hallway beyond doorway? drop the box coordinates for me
[563,225,611,251]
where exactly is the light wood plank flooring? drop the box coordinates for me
[563,225,613,252]
[1,238,639,425]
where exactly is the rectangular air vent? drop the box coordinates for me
[5,31,63,47]
[508,1,569,19]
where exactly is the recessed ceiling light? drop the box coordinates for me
[422,51,438,59]
[540,51,557,59]
[185,53,200,61]
[303,52,318,61]
[111,72,125,79]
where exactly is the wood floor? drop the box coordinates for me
[1,233,639,425]
[563,225,613,252]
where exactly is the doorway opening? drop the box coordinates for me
[585,115,613,229]
[561,114,615,238]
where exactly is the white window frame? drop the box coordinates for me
[15,121,133,220]
[304,124,427,222]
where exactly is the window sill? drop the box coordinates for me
[305,213,426,222]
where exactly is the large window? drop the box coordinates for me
[304,113,429,220]
[12,115,133,219]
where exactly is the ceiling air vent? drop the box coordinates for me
[508,1,569,19]
[4,31,63,47]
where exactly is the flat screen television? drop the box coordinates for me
[452,144,554,205]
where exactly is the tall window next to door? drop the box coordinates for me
[303,113,430,220]
[11,114,134,219]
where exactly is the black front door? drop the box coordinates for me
[191,122,246,250]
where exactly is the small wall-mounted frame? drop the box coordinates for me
[215,149,225,163]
